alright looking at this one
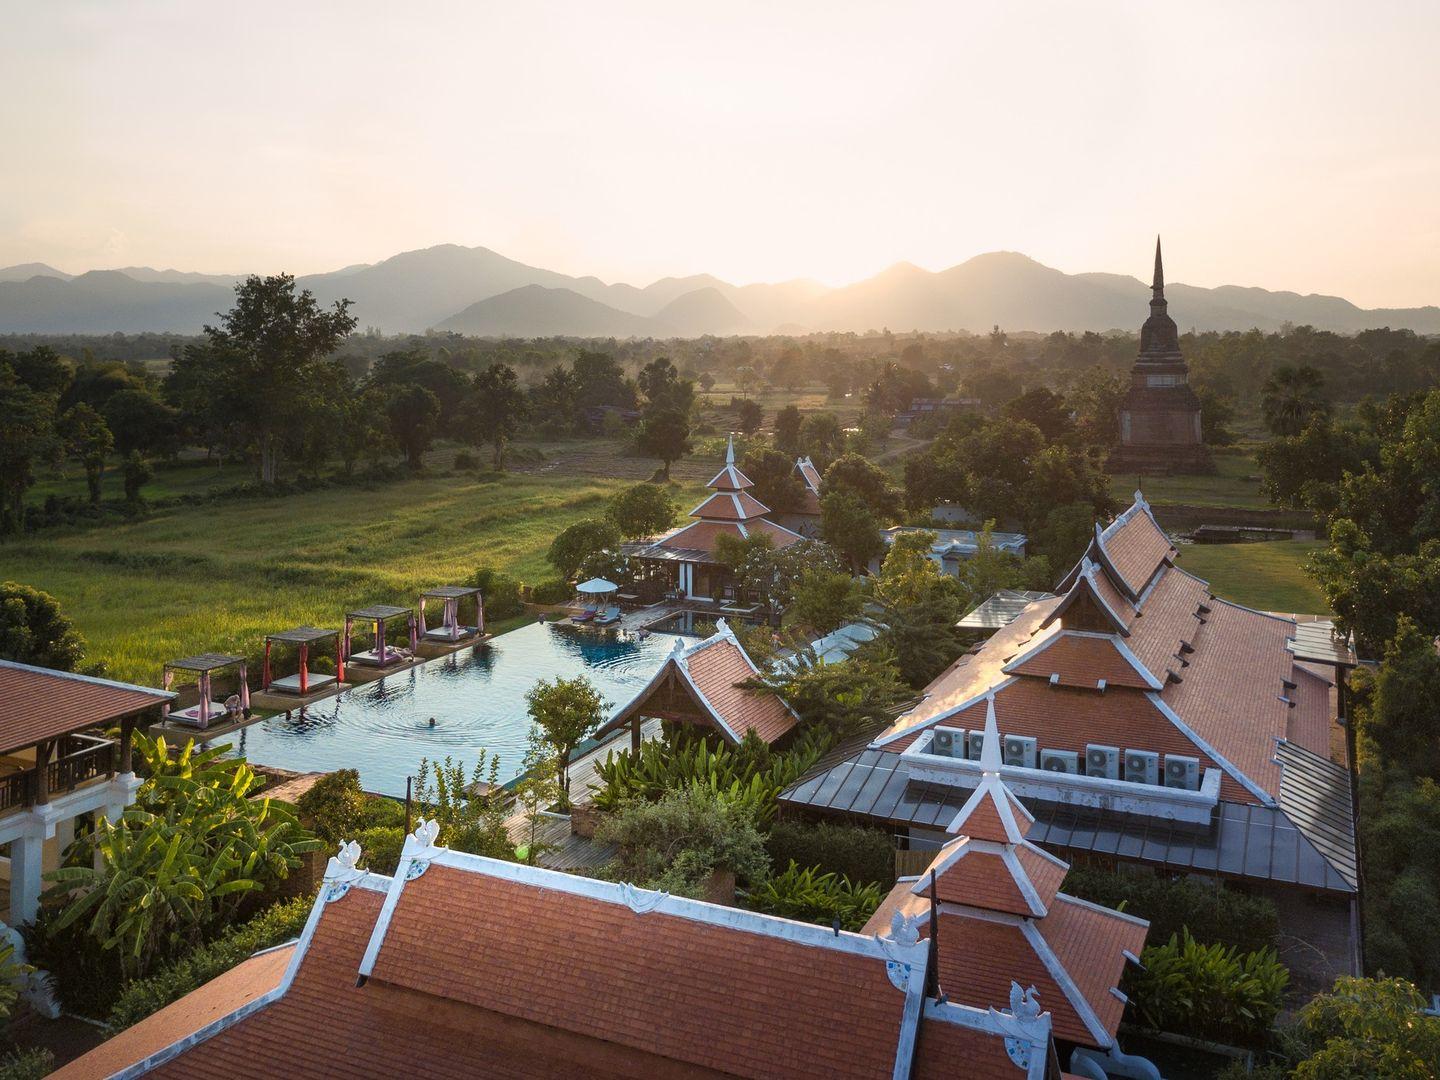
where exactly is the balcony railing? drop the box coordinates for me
[0,734,117,816]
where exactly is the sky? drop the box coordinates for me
[3,0,1439,308]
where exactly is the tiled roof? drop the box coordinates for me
[646,519,746,555]
[370,864,911,1080]
[913,1013,1037,1079]
[52,945,293,1080]
[1098,499,1174,595]
[1035,895,1149,1040]
[924,840,1036,915]
[0,660,173,755]
[707,462,755,491]
[683,633,798,744]
[690,490,771,521]
[1005,630,1160,690]
[796,457,822,492]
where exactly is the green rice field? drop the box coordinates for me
[1173,539,1327,615]
[2,472,702,685]
[1107,449,1271,510]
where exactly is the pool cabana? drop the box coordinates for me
[419,586,485,642]
[344,604,416,668]
[161,653,250,728]
[263,626,343,695]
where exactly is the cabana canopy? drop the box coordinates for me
[419,586,485,642]
[263,626,342,695]
[162,653,249,728]
[344,604,417,668]
[576,579,619,594]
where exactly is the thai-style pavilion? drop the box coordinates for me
[344,604,416,668]
[1108,238,1213,475]
[418,585,484,642]
[624,436,803,603]
[262,626,342,696]
[771,455,824,538]
[595,619,799,751]
[0,661,171,927]
[161,653,250,727]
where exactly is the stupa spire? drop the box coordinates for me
[726,433,736,465]
[1152,235,1164,296]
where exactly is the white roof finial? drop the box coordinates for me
[980,695,1002,773]
[726,433,736,465]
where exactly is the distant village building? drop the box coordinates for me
[1108,239,1213,475]
[771,455,824,538]
[869,526,1027,577]
[895,396,981,428]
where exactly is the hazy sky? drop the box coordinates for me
[3,1,1439,307]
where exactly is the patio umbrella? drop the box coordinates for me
[576,578,619,594]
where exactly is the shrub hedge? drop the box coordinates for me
[468,567,524,620]
[765,819,895,888]
[744,861,885,931]
[1062,866,1279,955]
[0,1048,54,1080]
[529,580,573,605]
[1125,930,1289,1046]
[106,896,313,1034]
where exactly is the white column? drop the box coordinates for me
[10,834,43,926]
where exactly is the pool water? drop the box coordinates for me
[232,621,680,798]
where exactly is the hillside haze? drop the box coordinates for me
[2,244,1437,337]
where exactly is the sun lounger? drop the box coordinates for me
[571,607,599,623]
[268,672,338,695]
[169,701,231,726]
[594,605,621,626]
[423,624,477,641]
[347,648,406,667]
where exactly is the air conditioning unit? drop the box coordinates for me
[1040,749,1079,774]
[1124,749,1159,785]
[965,730,985,761]
[1003,734,1037,769]
[1164,754,1201,791]
[1085,744,1121,780]
[932,729,957,757]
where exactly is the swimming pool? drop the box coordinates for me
[231,621,680,798]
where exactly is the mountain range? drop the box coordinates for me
[1,244,1437,337]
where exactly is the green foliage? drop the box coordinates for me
[121,449,152,503]
[526,675,606,810]
[742,446,805,514]
[464,362,530,469]
[0,1048,54,1080]
[737,537,846,612]
[765,819,895,888]
[354,825,406,874]
[0,937,32,1027]
[608,482,677,538]
[44,734,318,981]
[751,652,911,738]
[636,407,692,478]
[59,402,113,505]
[590,730,830,827]
[513,729,563,865]
[790,567,863,635]
[105,896,311,1033]
[1262,364,1332,437]
[1061,866,1279,955]
[596,786,770,897]
[713,529,774,572]
[412,753,512,859]
[1358,616,1440,780]
[384,383,440,471]
[736,399,763,435]
[0,354,63,534]
[530,579,575,604]
[468,565,524,619]
[823,453,900,520]
[774,405,803,454]
[547,517,622,580]
[1126,930,1289,1046]
[295,768,369,845]
[745,861,884,931]
[0,579,89,670]
[1289,976,1440,1080]
[820,491,884,572]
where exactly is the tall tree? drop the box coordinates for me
[743,448,804,514]
[202,274,356,485]
[636,408,691,480]
[1262,364,1331,437]
[774,405,803,454]
[820,492,883,573]
[736,399,763,436]
[823,453,900,520]
[0,582,89,671]
[60,403,114,504]
[608,483,676,538]
[525,676,606,811]
[102,386,178,458]
[0,364,60,533]
[464,363,530,469]
[385,384,440,471]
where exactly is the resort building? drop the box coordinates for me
[596,619,799,750]
[783,492,1361,994]
[869,526,1028,577]
[625,437,803,603]
[1108,238,1213,475]
[59,819,1124,1079]
[0,661,172,926]
[770,455,824,538]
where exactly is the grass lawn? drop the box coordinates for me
[1173,540,1328,615]
[1108,448,1271,510]
[2,471,703,685]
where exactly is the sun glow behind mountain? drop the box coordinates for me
[2,1,1439,308]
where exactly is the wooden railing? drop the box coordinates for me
[0,734,115,816]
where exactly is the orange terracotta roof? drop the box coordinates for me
[1036,895,1149,1040]
[690,490,771,521]
[369,864,912,1080]
[649,519,746,554]
[1005,631,1159,690]
[1014,844,1067,913]
[0,661,173,755]
[796,457,822,491]
[707,462,754,491]
[750,517,805,547]
[926,842,1035,915]
[52,945,294,1080]
[912,1015,1032,1079]
[1098,502,1174,595]
[681,633,797,744]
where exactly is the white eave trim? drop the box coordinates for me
[1147,692,1278,807]
[1019,919,1114,1049]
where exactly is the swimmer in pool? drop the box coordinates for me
[428,717,436,728]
